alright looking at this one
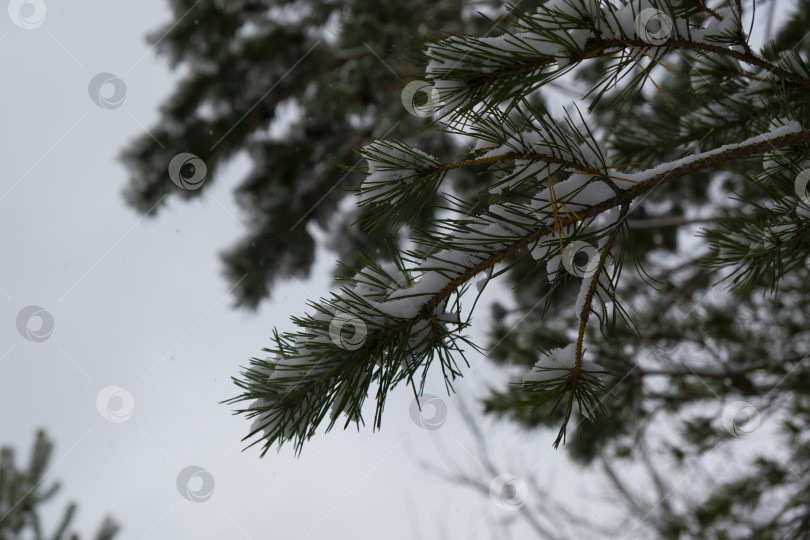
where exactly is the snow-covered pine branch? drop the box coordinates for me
[422,0,810,121]
[231,0,810,454]
[232,114,810,453]
[356,140,443,230]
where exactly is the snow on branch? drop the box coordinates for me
[356,140,443,230]
[420,0,810,121]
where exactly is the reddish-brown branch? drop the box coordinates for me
[573,203,629,381]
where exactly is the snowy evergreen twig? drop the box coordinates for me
[230,0,810,455]
[421,0,810,120]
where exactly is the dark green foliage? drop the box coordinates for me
[0,430,119,540]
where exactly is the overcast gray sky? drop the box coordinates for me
[0,2,600,538]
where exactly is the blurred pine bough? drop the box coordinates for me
[0,430,119,540]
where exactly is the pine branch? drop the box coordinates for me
[231,0,810,458]
[421,0,810,121]
[573,203,628,379]
[233,110,809,452]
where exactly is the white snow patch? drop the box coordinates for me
[523,343,603,383]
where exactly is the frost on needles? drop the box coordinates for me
[229,0,810,455]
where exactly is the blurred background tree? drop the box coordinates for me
[0,430,119,540]
[122,0,810,538]
[121,0,514,308]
